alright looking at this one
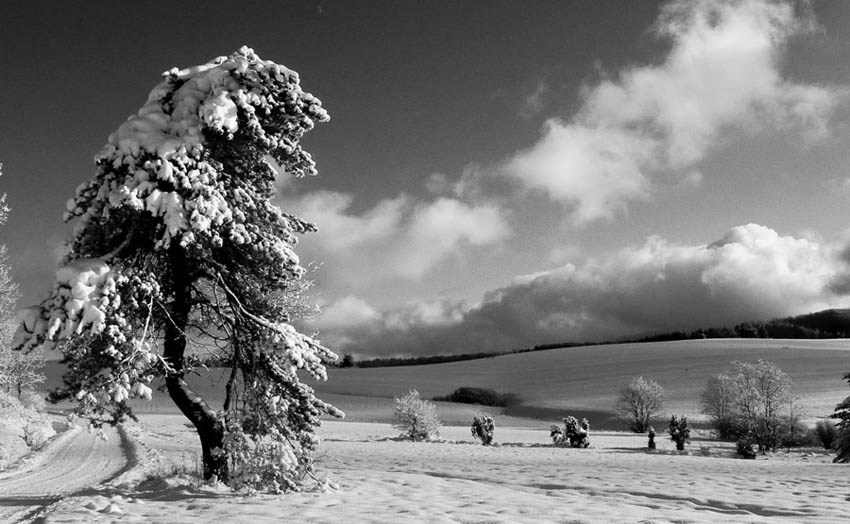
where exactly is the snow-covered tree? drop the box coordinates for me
[0,163,43,398]
[471,412,495,445]
[393,390,441,441]
[13,48,342,491]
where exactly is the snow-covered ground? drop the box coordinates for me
[0,424,126,522]
[29,415,846,524]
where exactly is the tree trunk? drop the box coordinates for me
[164,244,229,482]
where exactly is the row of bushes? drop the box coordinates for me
[432,387,517,407]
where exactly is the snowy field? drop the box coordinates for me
[3,339,849,523]
[29,417,847,523]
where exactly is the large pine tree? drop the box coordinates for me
[15,47,341,491]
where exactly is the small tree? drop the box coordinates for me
[728,360,793,454]
[615,376,664,433]
[832,372,850,462]
[393,389,440,441]
[704,360,794,454]
[471,412,495,445]
[700,373,737,439]
[13,48,342,491]
[340,353,355,368]
[668,415,690,451]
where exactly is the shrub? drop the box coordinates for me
[668,415,691,451]
[737,437,757,459]
[778,417,811,450]
[433,387,516,407]
[471,412,495,445]
[393,390,441,441]
[550,416,590,448]
[614,377,664,433]
[814,419,838,450]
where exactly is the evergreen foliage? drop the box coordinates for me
[831,372,850,462]
[12,48,341,491]
[470,412,495,446]
[550,416,590,448]
[667,415,690,451]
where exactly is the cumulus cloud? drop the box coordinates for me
[506,0,846,224]
[311,224,850,356]
[280,190,510,281]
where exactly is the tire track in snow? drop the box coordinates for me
[0,424,127,523]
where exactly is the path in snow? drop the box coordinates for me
[0,424,127,523]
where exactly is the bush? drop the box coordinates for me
[778,417,811,450]
[393,390,441,441]
[433,387,516,407]
[550,416,590,448]
[668,415,691,451]
[471,412,495,446]
[814,419,838,450]
[737,437,757,459]
[614,377,664,433]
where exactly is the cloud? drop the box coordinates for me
[505,0,846,224]
[519,80,551,119]
[311,224,850,357]
[284,190,407,251]
[281,190,510,281]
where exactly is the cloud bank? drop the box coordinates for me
[310,224,850,356]
[506,0,845,224]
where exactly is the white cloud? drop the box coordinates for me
[281,191,510,281]
[506,0,846,224]
[312,224,850,357]
[285,190,407,251]
[393,198,509,278]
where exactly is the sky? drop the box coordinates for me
[2,0,850,357]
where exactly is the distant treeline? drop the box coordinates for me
[628,309,850,344]
[342,343,590,368]
[337,308,850,369]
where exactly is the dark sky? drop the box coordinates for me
[0,0,665,304]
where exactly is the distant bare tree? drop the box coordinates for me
[615,376,664,433]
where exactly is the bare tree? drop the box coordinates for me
[615,376,664,433]
[700,373,736,438]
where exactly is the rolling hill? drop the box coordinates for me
[42,338,850,430]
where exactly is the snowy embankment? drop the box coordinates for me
[39,416,847,524]
[0,424,127,522]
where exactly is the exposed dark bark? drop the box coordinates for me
[164,244,229,482]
